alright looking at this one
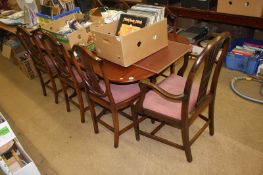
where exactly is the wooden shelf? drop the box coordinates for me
[168,4,263,30]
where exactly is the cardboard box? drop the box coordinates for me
[17,52,38,79]
[217,0,263,17]
[92,19,168,67]
[1,39,25,65]
[41,13,92,49]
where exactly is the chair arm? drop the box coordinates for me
[139,79,185,102]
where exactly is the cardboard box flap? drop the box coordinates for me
[41,13,83,32]
[67,29,90,46]
[92,21,118,34]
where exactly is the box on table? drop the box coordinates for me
[217,0,263,17]
[0,113,41,175]
[36,7,81,27]
[225,38,263,75]
[41,13,93,49]
[92,19,168,67]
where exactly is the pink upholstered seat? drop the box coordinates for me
[143,74,199,120]
[99,81,140,104]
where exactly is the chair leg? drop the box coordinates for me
[76,88,85,123]
[181,127,192,162]
[209,101,215,136]
[112,109,120,148]
[90,100,99,134]
[131,105,140,141]
[60,81,70,112]
[37,69,47,96]
[50,74,59,104]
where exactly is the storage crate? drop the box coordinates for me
[225,38,263,75]
[36,7,81,26]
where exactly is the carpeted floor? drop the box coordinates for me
[0,55,262,175]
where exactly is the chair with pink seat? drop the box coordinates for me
[16,26,60,104]
[132,32,230,162]
[71,45,140,148]
[41,32,89,123]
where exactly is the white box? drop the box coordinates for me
[0,113,41,175]
[0,113,16,147]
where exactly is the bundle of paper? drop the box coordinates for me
[129,4,165,25]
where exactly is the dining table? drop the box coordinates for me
[91,40,192,84]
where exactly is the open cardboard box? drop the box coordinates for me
[0,113,41,175]
[91,19,168,67]
[0,139,41,175]
[41,13,92,49]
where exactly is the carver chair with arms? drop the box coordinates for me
[41,32,89,123]
[72,45,140,148]
[132,32,230,162]
[16,26,60,104]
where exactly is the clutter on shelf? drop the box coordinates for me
[41,13,94,49]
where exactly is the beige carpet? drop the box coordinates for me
[0,55,262,175]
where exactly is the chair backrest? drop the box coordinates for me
[72,45,107,97]
[16,26,45,67]
[183,32,230,113]
[40,32,72,80]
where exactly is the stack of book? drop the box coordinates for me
[231,42,263,58]
[116,4,165,36]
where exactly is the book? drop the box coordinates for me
[131,4,165,23]
[127,9,157,25]
[116,14,147,36]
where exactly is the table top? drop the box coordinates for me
[0,22,17,34]
[93,41,191,84]
[134,41,191,74]
[0,22,36,34]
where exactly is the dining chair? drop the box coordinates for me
[16,26,60,104]
[132,32,230,162]
[40,32,89,123]
[71,45,140,147]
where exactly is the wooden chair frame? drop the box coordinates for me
[132,32,230,162]
[16,26,60,104]
[72,45,140,147]
[41,32,89,123]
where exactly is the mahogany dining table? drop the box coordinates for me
[91,40,192,84]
